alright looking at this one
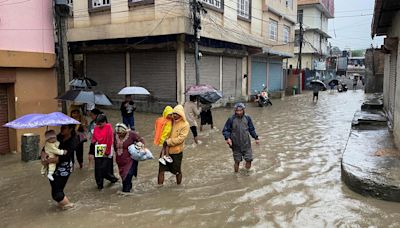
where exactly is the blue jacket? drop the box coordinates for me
[222,114,258,141]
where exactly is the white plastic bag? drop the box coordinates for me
[128,144,154,161]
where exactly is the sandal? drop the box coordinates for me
[163,156,173,163]
[159,157,166,165]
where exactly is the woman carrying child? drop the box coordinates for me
[114,123,144,193]
[41,125,78,210]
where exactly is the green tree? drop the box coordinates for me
[351,49,365,57]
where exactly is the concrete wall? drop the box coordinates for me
[68,0,296,53]
[389,12,400,147]
[287,53,313,69]
[365,48,384,93]
[0,0,54,53]
[69,0,188,41]
[13,69,58,152]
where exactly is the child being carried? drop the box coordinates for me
[154,106,174,165]
[41,130,66,181]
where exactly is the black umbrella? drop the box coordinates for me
[198,91,223,104]
[69,77,98,89]
[56,90,112,106]
[328,79,339,86]
[311,80,327,91]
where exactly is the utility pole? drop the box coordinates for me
[297,20,304,94]
[191,0,206,85]
[55,0,70,112]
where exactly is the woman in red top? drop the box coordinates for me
[91,114,118,190]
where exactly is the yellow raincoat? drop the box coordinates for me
[153,106,173,146]
[166,105,189,154]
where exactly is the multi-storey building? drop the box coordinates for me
[66,0,296,111]
[0,0,58,154]
[288,0,334,87]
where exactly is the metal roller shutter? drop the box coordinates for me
[0,85,9,154]
[223,57,236,98]
[236,58,242,97]
[268,62,283,92]
[251,58,267,94]
[185,54,220,89]
[86,53,126,100]
[200,55,220,89]
[185,54,196,89]
[131,51,177,102]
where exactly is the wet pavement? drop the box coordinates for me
[1,90,400,228]
[342,94,400,202]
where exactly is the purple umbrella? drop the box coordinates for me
[39,112,81,127]
[3,112,80,129]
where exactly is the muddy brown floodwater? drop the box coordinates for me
[1,91,400,228]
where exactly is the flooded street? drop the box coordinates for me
[1,91,400,228]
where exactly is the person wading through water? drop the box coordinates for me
[222,103,260,173]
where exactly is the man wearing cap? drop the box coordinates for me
[222,103,260,172]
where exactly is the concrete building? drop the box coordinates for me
[288,0,334,88]
[372,0,400,146]
[0,0,58,154]
[66,0,296,112]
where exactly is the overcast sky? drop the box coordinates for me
[327,0,384,50]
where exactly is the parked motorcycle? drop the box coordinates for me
[337,82,348,92]
[255,86,272,107]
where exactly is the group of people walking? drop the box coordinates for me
[40,97,260,210]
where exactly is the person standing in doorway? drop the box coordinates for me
[184,95,201,144]
[120,95,136,130]
[222,103,260,173]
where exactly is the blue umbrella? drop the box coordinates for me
[3,112,80,129]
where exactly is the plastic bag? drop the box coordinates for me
[128,144,154,161]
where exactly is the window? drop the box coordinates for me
[203,0,222,9]
[286,0,293,9]
[295,34,300,46]
[129,0,154,6]
[297,10,303,23]
[92,0,110,8]
[283,26,290,44]
[237,0,250,19]
[269,19,278,41]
